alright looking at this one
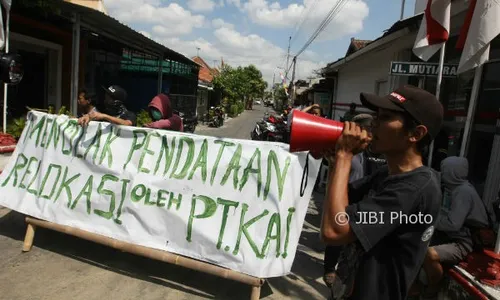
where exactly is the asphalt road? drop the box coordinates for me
[0,105,329,300]
[194,105,275,139]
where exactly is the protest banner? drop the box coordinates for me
[0,111,321,278]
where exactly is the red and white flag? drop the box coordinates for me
[457,0,500,74]
[413,0,451,61]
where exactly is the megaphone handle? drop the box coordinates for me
[300,153,310,197]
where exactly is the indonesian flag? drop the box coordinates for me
[413,0,451,61]
[0,0,12,50]
[457,0,500,74]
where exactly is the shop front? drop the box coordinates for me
[402,35,500,207]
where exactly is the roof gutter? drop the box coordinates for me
[324,27,411,73]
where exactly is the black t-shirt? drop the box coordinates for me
[345,165,441,300]
[118,111,137,126]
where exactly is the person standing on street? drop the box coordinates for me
[302,103,323,117]
[322,113,386,288]
[321,85,443,300]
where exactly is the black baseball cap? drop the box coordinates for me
[360,85,443,139]
[102,85,127,102]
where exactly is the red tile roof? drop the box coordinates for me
[346,38,372,56]
[192,56,217,83]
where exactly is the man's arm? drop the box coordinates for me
[321,151,357,245]
[302,104,320,113]
[101,114,133,126]
[320,121,371,245]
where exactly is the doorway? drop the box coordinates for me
[466,60,500,204]
[7,50,47,117]
[0,33,62,124]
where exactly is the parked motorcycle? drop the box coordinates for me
[177,111,198,133]
[251,113,288,142]
[208,106,224,128]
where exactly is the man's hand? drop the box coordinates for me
[89,111,106,121]
[336,121,371,155]
[78,114,91,127]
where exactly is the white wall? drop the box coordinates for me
[414,0,426,15]
[332,33,416,120]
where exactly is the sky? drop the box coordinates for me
[104,0,418,86]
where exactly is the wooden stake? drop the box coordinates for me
[22,223,36,252]
[24,217,264,298]
[250,285,261,300]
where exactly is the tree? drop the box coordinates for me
[273,84,288,110]
[212,63,267,112]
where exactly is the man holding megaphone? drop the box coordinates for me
[290,85,443,300]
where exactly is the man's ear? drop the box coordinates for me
[409,125,428,143]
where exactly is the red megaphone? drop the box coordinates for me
[289,110,344,157]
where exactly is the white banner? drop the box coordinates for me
[0,111,320,278]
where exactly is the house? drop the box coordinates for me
[322,0,500,211]
[192,56,221,117]
[292,78,334,119]
[345,38,372,56]
[64,0,107,14]
[2,0,199,124]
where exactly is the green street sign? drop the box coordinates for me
[390,61,458,77]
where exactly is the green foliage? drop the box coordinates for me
[273,84,288,109]
[6,117,26,140]
[229,104,239,117]
[136,110,153,127]
[237,101,244,114]
[213,64,268,113]
[7,106,75,140]
[57,106,74,118]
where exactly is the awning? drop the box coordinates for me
[198,82,213,90]
[59,0,196,66]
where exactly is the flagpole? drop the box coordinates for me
[427,44,446,167]
[2,10,10,133]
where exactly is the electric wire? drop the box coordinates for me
[295,0,350,58]
[290,0,320,47]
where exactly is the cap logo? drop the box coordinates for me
[390,92,406,103]
[108,87,116,93]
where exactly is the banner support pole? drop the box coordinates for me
[22,217,264,299]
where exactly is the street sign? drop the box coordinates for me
[390,61,459,77]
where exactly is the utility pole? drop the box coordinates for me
[285,36,291,79]
[272,72,276,106]
[288,57,297,105]
[400,0,406,20]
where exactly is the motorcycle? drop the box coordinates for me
[208,106,224,128]
[251,113,288,142]
[177,111,198,133]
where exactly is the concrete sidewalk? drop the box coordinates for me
[0,105,329,299]
[0,191,328,300]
